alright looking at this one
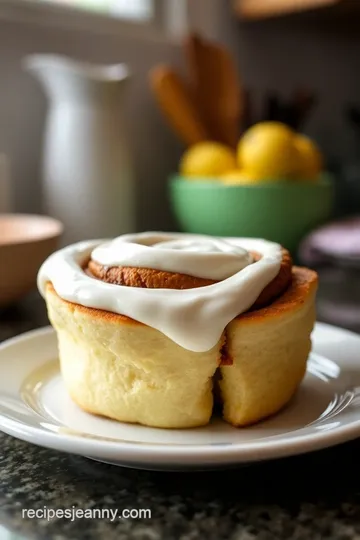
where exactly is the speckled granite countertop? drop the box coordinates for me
[1,292,360,540]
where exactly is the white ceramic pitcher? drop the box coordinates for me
[24,55,135,245]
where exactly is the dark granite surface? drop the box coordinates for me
[1,291,360,540]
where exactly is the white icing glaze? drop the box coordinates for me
[92,232,253,280]
[37,232,283,353]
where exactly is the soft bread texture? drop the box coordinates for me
[221,268,317,426]
[46,287,222,428]
[45,266,317,429]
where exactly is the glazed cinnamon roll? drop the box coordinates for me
[38,233,317,428]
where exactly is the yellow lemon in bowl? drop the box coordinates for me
[293,134,323,180]
[220,169,261,185]
[237,122,299,179]
[180,141,237,179]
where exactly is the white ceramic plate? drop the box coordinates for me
[1,323,360,470]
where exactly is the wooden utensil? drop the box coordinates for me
[287,89,317,130]
[184,33,243,148]
[261,89,316,130]
[347,104,360,133]
[149,64,209,146]
[263,92,283,123]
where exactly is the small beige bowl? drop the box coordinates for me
[0,214,63,307]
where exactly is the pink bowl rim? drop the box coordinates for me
[0,213,63,247]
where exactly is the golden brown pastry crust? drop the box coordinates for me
[87,261,215,289]
[236,266,317,321]
[87,248,293,311]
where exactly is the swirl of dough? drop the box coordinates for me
[91,233,253,281]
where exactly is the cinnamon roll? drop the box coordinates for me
[38,232,317,428]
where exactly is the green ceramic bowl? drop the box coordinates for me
[169,174,334,254]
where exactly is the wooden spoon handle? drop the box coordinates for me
[149,65,209,146]
[184,33,243,148]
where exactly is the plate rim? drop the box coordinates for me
[1,322,360,465]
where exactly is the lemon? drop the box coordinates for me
[220,169,260,185]
[180,142,237,178]
[294,134,323,180]
[237,122,298,180]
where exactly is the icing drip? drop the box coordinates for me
[38,232,282,352]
